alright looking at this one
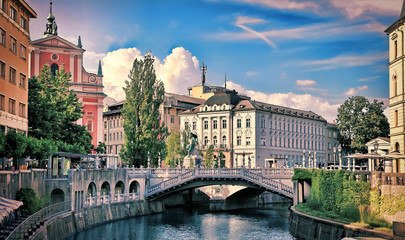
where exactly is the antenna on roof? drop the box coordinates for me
[200,60,207,86]
[225,73,227,89]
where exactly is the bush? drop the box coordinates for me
[341,203,360,222]
[365,213,392,229]
[16,188,43,215]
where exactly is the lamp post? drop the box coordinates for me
[338,145,342,169]
[373,140,379,171]
[308,151,312,168]
[333,147,336,168]
[147,151,150,168]
[302,150,306,168]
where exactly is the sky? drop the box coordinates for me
[26,0,403,122]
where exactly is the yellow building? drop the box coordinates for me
[385,1,405,173]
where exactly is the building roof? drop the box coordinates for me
[385,0,405,33]
[165,92,205,105]
[204,90,241,106]
[19,0,37,18]
[181,90,326,122]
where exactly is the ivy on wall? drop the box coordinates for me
[369,179,405,216]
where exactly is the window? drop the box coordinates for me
[261,137,266,146]
[246,118,250,128]
[213,119,217,129]
[204,120,208,129]
[237,119,241,128]
[18,103,25,118]
[193,121,196,130]
[113,119,115,127]
[0,95,4,110]
[51,63,59,76]
[0,61,5,78]
[87,121,93,132]
[0,0,5,11]
[20,16,27,31]
[213,136,217,146]
[222,135,226,145]
[170,115,174,123]
[246,136,250,146]
[237,136,241,146]
[395,40,398,59]
[109,133,111,141]
[8,99,15,114]
[9,67,16,84]
[10,36,16,54]
[204,136,209,146]
[261,118,265,128]
[0,28,5,46]
[222,119,227,128]
[10,6,16,21]
[395,110,398,127]
[394,75,398,96]
[328,142,331,150]
[104,121,107,129]
[19,73,25,88]
[120,132,123,140]
[20,44,26,60]
[113,133,115,141]
[104,134,107,141]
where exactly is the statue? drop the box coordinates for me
[52,21,58,35]
[183,132,202,168]
[187,132,198,157]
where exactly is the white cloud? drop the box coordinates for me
[102,47,200,101]
[344,85,369,96]
[227,81,339,122]
[330,0,401,19]
[302,52,387,71]
[246,71,258,77]
[296,79,317,87]
[358,76,379,82]
[231,0,319,11]
[235,16,266,25]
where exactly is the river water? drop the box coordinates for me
[67,204,295,240]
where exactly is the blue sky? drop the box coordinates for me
[26,0,403,121]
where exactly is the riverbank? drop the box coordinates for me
[31,200,164,240]
[289,206,402,240]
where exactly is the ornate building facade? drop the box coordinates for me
[385,1,405,173]
[29,3,106,149]
[0,0,36,134]
[180,90,327,168]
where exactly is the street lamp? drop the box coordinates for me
[373,140,379,153]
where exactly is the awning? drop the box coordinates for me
[0,197,23,223]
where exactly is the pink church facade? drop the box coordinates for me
[29,5,106,150]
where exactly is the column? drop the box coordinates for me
[34,50,40,76]
[47,156,52,178]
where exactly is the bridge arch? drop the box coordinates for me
[101,181,111,195]
[129,180,140,193]
[115,181,125,194]
[51,188,65,204]
[87,182,97,197]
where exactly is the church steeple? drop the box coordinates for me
[97,60,103,77]
[401,0,405,19]
[43,0,57,38]
[77,36,82,48]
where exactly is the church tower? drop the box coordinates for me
[385,0,405,173]
[29,2,106,150]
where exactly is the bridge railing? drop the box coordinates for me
[6,201,71,240]
[145,168,294,198]
[83,192,140,208]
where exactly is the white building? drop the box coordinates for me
[180,90,327,168]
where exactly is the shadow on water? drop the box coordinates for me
[67,203,296,240]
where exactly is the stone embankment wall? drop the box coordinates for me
[0,169,46,199]
[289,206,400,240]
[32,200,164,240]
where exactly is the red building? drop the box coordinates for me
[29,3,106,149]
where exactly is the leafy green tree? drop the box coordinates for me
[94,142,107,154]
[5,130,28,168]
[16,188,43,215]
[121,54,168,167]
[28,65,92,153]
[336,96,389,153]
[165,130,181,167]
[218,152,225,168]
[204,145,214,168]
[24,137,57,162]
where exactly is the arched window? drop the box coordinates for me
[395,142,400,152]
[222,135,226,145]
[204,136,209,146]
[51,63,59,76]
[213,135,217,146]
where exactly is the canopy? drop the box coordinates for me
[0,197,23,223]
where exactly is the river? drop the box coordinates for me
[67,203,295,240]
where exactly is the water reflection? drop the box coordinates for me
[68,204,295,240]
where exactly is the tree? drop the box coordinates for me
[336,96,389,153]
[165,130,181,167]
[16,188,43,215]
[94,142,107,154]
[28,65,93,153]
[121,54,168,167]
[5,130,28,168]
[204,145,214,168]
